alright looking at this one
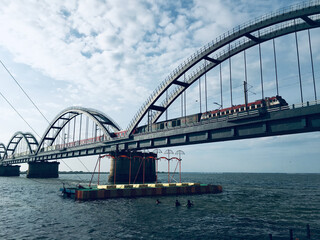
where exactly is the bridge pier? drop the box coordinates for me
[0,165,20,176]
[108,151,156,184]
[27,161,60,178]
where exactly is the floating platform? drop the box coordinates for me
[60,183,222,201]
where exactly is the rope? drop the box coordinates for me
[89,156,100,187]
[133,157,144,184]
[170,161,179,183]
[60,159,84,182]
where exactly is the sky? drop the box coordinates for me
[0,0,319,173]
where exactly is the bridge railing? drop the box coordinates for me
[291,100,320,109]
[39,135,107,153]
[133,101,320,137]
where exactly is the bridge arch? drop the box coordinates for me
[36,107,121,154]
[3,132,39,159]
[126,1,320,136]
[0,143,7,160]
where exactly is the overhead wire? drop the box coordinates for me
[0,59,90,177]
[0,60,51,124]
[0,90,41,138]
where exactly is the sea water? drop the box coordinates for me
[0,173,319,240]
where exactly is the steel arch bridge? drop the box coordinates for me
[1,132,39,159]
[0,143,6,160]
[1,1,320,165]
[36,107,121,154]
[126,1,320,136]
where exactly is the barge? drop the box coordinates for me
[61,182,222,201]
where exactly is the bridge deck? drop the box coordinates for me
[2,104,320,165]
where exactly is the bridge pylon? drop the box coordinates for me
[26,161,60,178]
[0,165,20,176]
[108,150,157,184]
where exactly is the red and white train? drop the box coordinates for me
[200,95,288,120]
[133,95,288,134]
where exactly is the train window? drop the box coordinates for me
[160,123,164,129]
[172,120,176,127]
[177,119,181,126]
[226,110,229,114]
[241,107,244,111]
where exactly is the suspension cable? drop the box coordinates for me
[205,60,208,112]
[199,77,202,113]
[294,19,303,103]
[308,29,317,101]
[220,64,223,109]
[273,38,279,96]
[229,44,233,108]
[258,31,264,99]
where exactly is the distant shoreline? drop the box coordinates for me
[20,171,110,174]
[19,171,320,174]
[19,171,179,174]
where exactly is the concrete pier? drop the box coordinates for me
[27,161,60,178]
[0,165,20,176]
[108,151,156,184]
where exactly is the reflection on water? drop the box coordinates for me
[0,173,319,239]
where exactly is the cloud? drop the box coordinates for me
[0,0,319,172]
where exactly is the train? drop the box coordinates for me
[128,95,288,135]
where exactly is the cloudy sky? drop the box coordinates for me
[0,0,319,173]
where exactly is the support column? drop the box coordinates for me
[0,165,20,176]
[108,151,156,184]
[27,161,60,178]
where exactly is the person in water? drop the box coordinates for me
[175,199,181,207]
[156,199,161,204]
[186,200,193,207]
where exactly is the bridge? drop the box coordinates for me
[1,1,320,179]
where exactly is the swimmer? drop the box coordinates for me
[175,199,181,207]
[156,199,161,204]
[186,200,193,207]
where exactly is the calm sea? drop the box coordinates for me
[0,172,319,240]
